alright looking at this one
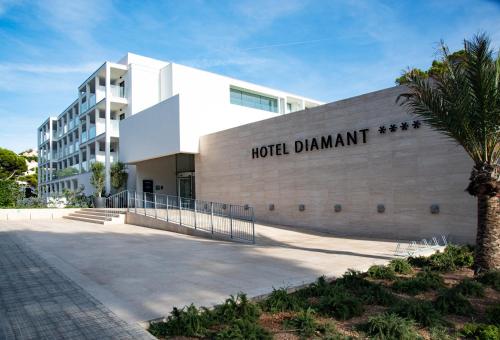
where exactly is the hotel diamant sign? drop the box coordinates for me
[251,120,421,159]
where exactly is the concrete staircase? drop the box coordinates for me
[63,209,126,225]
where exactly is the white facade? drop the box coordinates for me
[37,53,322,196]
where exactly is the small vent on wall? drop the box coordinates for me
[298,204,305,212]
[377,204,385,213]
[269,204,275,211]
[334,204,342,212]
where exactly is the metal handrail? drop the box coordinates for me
[104,190,129,220]
[126,191,255,243]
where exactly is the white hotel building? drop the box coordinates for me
[37,53,322,198]
[38,53,477,243]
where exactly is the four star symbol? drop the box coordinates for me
[379,120,421,135]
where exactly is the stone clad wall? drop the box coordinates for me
[195,86,476,243]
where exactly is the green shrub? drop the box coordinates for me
[389,258,413,274]
[392,270,444,295]
[485,304,500,325]
[316,322,351,339]
[284,307,318,338]
[215,318,272,340]
[148,304,210,337]
[453,279,485,297]
[367,265,396,280]
[434,289,473,316]
[427,245,474,272]
[304,276,334,297]
[389,299,444,327]
[0,180,22,207]
[261,287,301,313]
[212,293,261,324]
[477,270,500,291]
[359,313,422,340]
[429,326,455,340]
[461,323,500,340]
[408,255,431,268]
[318,291,364,320]
[360,284,399,306]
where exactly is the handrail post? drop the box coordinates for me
[134,192,137,214]
[229,204,233,239]
[179,197,182,226]
[194,200,197,230]
[127,191,129,212]
[154,194,157,219]
[166,196,169,222]
[210,202,214,235]
[252,208,255,244]
[143,192,146,216]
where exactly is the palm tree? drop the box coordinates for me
[397,33,499,272]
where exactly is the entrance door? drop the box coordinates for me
[178,176,193,199]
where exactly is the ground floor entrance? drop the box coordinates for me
[133,153,195,199]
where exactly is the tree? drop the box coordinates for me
[111,162,128,192]
[397,33,500,272]
[395,50,466,85]
[0,180,22,207]
[0,147,27,180]
[90,162,105,197]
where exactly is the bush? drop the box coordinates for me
[215,318,272,340]
[148,304,210,337]
[318,291,364,320]
[359,313,422,340]
[389,299,444,327]
[0,180,22,207]
[367,265,396,280]
[461,323,500,340]
[485,304,500,325]
[392,270,444,295]
[477,270,500,291]
[360,284,398,306]
[261,287,301,313]
[284,307,318,338]
[389,258,413,274]
[211,293,260,324]
[434,289,473,316]
[453,279,485,297]
[429,326,455,340]
[427,245,474,272]
[408,255,431,268]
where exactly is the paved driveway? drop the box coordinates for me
[0,231,154,340]
[0,219,400,324]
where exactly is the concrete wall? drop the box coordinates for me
[195,86,476,243]
[0,209,79,220]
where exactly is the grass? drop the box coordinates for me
[148,245,498,340]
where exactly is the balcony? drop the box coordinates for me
[55,167,79,179]
[110,84,125,98]
[81,131,88,143]
[89,125,96,140]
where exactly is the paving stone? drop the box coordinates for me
[0,232,155,340]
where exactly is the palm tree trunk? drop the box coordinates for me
[475,193,500,272]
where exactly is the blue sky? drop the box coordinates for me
[0,0,499,152]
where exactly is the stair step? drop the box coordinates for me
[73,210,120,218]
[81,208,126,214]
[63,215,106,224]
[70,212,113,221]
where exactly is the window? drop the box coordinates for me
[230,87,278,113]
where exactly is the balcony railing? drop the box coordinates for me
[111,84,125,98]
[89,126,96,139]
[81,132,88,143]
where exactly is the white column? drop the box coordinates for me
[104,63,111,194]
